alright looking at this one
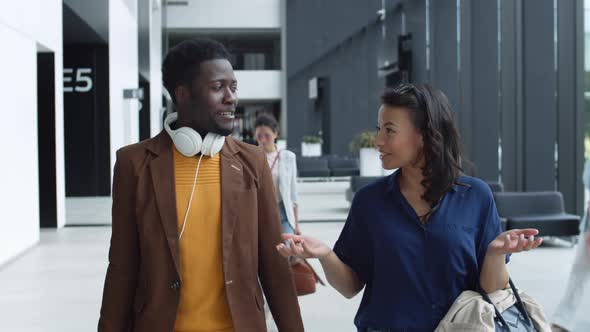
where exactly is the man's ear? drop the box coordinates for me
[174,85,190,105]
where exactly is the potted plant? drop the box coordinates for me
[349,131,382,176]
[301,135,322,157]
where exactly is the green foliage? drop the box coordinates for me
[302,135,323,144]
[349,130,377,153]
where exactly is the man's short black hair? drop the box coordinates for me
[162,38,230,103]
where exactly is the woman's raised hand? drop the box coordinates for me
[276,233,332,259]
[487,228,543,256]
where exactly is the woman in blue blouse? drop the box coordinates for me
[276,84,543,332]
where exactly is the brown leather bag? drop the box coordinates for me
[289,257,325,296]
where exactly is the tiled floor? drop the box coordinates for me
[2,182,589,331]
[1,226,589,331]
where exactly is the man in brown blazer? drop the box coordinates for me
[98,38,304,331]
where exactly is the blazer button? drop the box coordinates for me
[170,280,181,290]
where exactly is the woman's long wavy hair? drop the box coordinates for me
[381,84,464,206]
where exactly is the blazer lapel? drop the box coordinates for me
[148,132,182,277]
[220,137,243,275]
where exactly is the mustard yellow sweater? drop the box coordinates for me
[173,147,233,332]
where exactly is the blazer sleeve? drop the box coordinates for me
[256,149,304,331]
[98,150,140,331]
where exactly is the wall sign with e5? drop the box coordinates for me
[64,68,93,93]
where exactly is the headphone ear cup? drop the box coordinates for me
[201,132,226,156]
[172,127,203,157]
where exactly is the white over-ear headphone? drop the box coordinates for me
[164,112,225,157]
[164,112,226,240]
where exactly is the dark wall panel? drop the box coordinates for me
[287,0,382,77]
[574,0,585,215]
[64,45,111,196]
[405,0,427,84]
[286,0,584,211]
[522,0,556,191]
[471,0,500,180]
[37,53,57,228]
[431,0,459,112]
[557,0,585,213]
[500,0,520,191]
[459,0,473,164]
[287,25,382,156]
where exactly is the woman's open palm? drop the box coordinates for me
[276,233,332,259]
[487,228,543,256]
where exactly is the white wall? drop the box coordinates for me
[0,0,62,49]
[109,0,139,171]
[0,26,40,265]
[234,70,282,100]
[0,0,64,265]
[166,0,280,29]
[150,0,164,137]
[280,0,288,138]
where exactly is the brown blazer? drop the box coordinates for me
[98,132,304,332]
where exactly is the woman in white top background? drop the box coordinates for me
[254,114,301,235]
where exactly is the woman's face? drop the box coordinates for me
[375,105,424,170]
[255,125,278,149]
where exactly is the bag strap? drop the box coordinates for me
[480,290,511,332]
[508,279,533,325]
[478,278,533,332]
[270,150,281,170]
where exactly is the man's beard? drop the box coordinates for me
[187,96,234,137]
[209,119,233,137]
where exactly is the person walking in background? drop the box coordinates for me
[551,159,590,332]
[254,113,307,331]
[276,83,543,332]
[254,113,300,235]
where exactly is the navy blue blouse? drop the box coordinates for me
[333,171,507,332]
